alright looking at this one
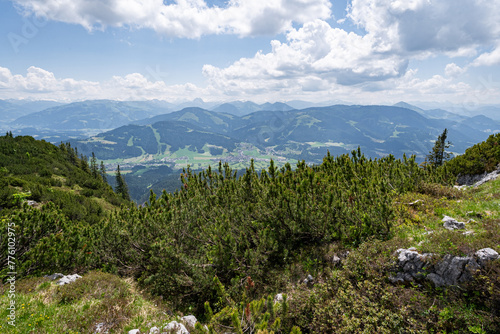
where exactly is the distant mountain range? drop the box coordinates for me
[2,98,500,166]
[72,104,500,167]
[1,99,301,140]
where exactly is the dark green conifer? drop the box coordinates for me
[426,128,452,168]
[115,165,130,201]
[100,161,107,183]
[90,152,99,178]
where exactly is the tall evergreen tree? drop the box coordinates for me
[100,161,107,183]
[115,165,130,201]
[426,128,452,168]
[90,152,99,179]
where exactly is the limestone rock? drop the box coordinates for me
[274,293,284,304]
[149,326,160,334]
[45,273,64,280]
[128,330,141,334]
[476,248,499,264]
[457,171,489,186]
[331,254,342,266]
[473,169,500,187]
[163,321,189,334]
[180,315,197,331]
[390,247,497,287]
[57,274,82,285]
[457,165,500,187]
[442,216,466,230]
[303,274,314,284]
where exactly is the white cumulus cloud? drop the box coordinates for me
[0,66,212,101]
[471,45,500,67]
[445,63,465,78]
[203,19,408,92]
[348,0,500,55]
[11,0,332,38]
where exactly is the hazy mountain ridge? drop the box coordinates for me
[10,100,172,131]
[3,99,500,166]
[73,104,500,169]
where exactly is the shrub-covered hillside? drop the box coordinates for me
[447,132,500,175]
[0,133,129,278]
[1,134,499,333]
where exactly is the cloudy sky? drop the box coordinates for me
[1,0,500,105]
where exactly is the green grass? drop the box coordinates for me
[391,180,500,256]
[0,272,173,333]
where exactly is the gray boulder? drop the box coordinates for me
[476,248,499,264]
[57,274,82,285]
[431,254,479,287]
[163,321,189,334]
[274,293,284,304]
[149,326,160,334]
[303,274,314,284]
[45,273,64,280]
[389,248,432,283]
[442,216,466,230]
[180,315,197,331]
[128,330,141,334]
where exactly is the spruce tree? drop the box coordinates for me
[426,128,452,168]
[100,161,107,183]
[90,152,99,178]
[115,165,130,201]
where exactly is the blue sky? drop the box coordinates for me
[0,0,500,106]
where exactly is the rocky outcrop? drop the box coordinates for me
[456,165,500,187]
[390,248,499,287]
[44,273,82,285]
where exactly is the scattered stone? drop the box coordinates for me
[303,274,314,284]
[27,200,38,207]
[44,273,64,281]
[180,315,197,331]
[94,322,108,333]
[442,216,466,230]
[462,231,475,236]
[454,185,468,190]
[57,274,82,285]
[476,248,499,264]
[163,321,189,334]
[331,254,342,266]
[128,330,141,334]
[149,326,160,334]
[274,293,284,304]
